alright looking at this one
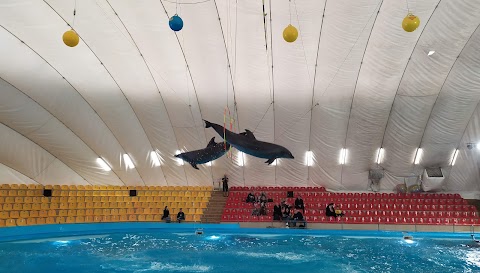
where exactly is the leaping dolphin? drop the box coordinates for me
[204,120,294,165]
[175,137,230,170]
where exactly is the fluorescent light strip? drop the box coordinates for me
[451,149,459,166]
[376,148,385,164]
[414,148,423,165]
[339,148,347,165]
[206,161,212,167]
[237,151,245,166]
[175,150,184,166]
[150,151,161,167]
[306,151,314,166]
[123,154,135,169]
[271,159,278,166]
[96,158,111,171]
[428,50,435,56]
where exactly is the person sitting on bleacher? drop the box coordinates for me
[294,196,305,212]
[246,192,256,203]
[259,192,268,203]
[162,206,171,222]
[326,203,344,217]
[177,208,185,223]
[259,202,267,216]
[273,203,282,220]
[291,209,305,227]
[252,203,260,216]
[282,205,292,220]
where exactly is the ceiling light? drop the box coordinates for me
[427,50,435,56]
[96,158,111,171]
[376,148,385,164]
[450,149,459,166]
[150,151,161,167]
[305,151,314,166]
[175,150,184,166]
[237,151,245,166]
[339,148,347,165]
[206,161,212,166]
[123,154,135,169]
[271,159,278,166]
[414,148,423,165]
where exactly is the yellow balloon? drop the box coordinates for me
[402,13,420,32]
[63,29,79,47]
[283,24,298,43]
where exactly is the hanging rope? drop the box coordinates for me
[72,0,77,27]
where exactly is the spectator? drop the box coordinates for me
[282,205,292,220]
[246,192,256,203]
[326,203,344,217]
[177,208,185,223]
[162,206,171,222]
[260,192,268,203]
[273,203,282,220]
[294,196,305,212]
[222,175,229,197]
[252,204,260,216]
[291,209,305,227]
[259,202,267,216]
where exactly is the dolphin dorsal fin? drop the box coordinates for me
[243,129,256,140]
[206,137,216,147]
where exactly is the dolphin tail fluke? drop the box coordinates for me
[204,120,213,129]
[265,158,276,165]
[190,162,199,170]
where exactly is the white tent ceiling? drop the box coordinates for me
[0,0,479,194]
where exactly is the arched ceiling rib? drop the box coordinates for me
[1,0,480,194]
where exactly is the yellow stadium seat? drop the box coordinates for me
[0,196,3,203]
[17,190,26,196]
[20,211,29,218]
[67,197,76,203]
[85,209,94,216]
[150,208,159,214]
[146,196,153,202]
[200,202,207,208]
[196,209,203,215]
[51,190,60,196]
[27,218,36,225]
[77,185,85,190]
[184,192,191,197]
[103,209,111,215]
[76,191,85,197]
[188,208,196,215]
[85,216,94,222]
[168,197,175,202]
[60,191,68,197]
[42,197,52,203]
[138,215,146,221]
[119,215,128,222]
[24,196,33,203]
[67,210,77,217]
[0,211,8,219]
[197,192,205,197]
[59,203,68,209]
[68,203,77,209]
[18,184,27,190]
[0,184,10,189]
[120,186,128,190]
[85,197,93,202]
[204,192,211,198]
[127,208,135,214]
[153,215,161,221]
[110,209,118,215]
[8,190,17,196]
[122,191,129,196]
[5,219,16,226]
[58,210,68,217]
[3,204,12,210]
[118,208,127,215]
[101,191,108,197]
[0,190,7,197]
[60,185,68,190]
[165,191,172,197]
[49,203,58,210]
[131,197,139,202]
[161,197,168,202]
[13,203,22,210]
[30,211,39,218]
[36,218,46,225]
[128,215,137,221]
[84,185,93,190]
[125,202,133,208]
[93,216,102,222]
[135,208,144,214]
[10,184,19,189]
[116,197,123,202]
[94,209,102,215]
[93,185,100,190]
[185,215,193,222]
[38,210,48,217]
[77,210,85,216]
[44,185,53,190]
[202,197,209,202]
[101,203,109,208]
[93,191,100,197]
[110,215,119,222]
[59,197,68,203]
[77,203,85,209]
[143,208,151,214]
[93,202,102,208]
[145,215,153,221]
[137,191,144,196]
[107,196,115,202]
[56,217,66,224]
[115,191,122,196]
[100,186,107,191]
[102,215,111,222]
[68,191,76,197]
[48,210,57,217]
[26,190,35,196]
[66,216,75,223]
[76,197,85,203]
[0,219,4,227]
[16,218,27,226]
[145,191,152,197]
[4,197,13,203]
[85,191,93,197]
[117,202,125,208]
[75,216,85,223]
[178,191,185,197]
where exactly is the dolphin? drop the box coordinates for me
[175,137,230,170]
[204,120,294,165]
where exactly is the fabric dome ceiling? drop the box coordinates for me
[0,0,480,196]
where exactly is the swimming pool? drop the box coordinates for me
[0,224,479,273]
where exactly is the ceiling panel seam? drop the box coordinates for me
[268,0,276,187]
[306,0,327,186]
[339,0,385,186]
[376,1,442,151]
[105,0,191,186]
[43,0,172,186]
[0,24,127,186]
[0,121,89,185]
[415,23,480,152]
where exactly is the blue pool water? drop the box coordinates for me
[0,225,479,273]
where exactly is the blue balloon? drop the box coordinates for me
[169,14,183,32]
